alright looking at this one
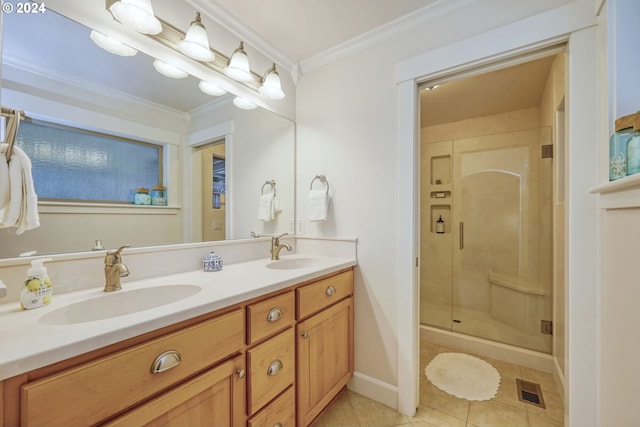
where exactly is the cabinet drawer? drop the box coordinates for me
[247,291,295,345]
[297,270,353,319]
[248,386,295,427]
[247,328,295,415]
[103,355,246,427]
[21,309,245,427]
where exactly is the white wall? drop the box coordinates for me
[597,1,640,425]
[296,0,583,410]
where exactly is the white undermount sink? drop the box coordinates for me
[266,257,324,270]
[38,284,202,325]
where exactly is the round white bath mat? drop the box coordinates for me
[425,352,500,401]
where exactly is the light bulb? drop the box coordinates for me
[199,80,227,96]
[176,12,214,62]
[233,97,257,110]
[153,59,188,79]
[259,64,285,99]
[109,0,162,35]
[225,42,253,83]
[90,31,137,57]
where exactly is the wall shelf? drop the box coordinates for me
[590,173,640,210]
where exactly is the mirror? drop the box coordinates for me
[0,7,295,259]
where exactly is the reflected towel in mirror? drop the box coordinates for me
[258,193,281,222]
[0,143,40,234]
[308,189,328,222]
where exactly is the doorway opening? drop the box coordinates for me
[418,49,566,355]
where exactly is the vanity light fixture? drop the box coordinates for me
[233,96,257,110]
[199,80,227,96]
[109,0,162,35]
[259,63,285,100]
[225,42,253,83]
[89,30,138,56]
[176,12,214,62]
[153,59,188,79]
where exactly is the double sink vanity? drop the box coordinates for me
[0,238,357,427]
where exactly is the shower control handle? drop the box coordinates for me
[459,222,464,250]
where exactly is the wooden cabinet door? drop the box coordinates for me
[103,355,246,427]
[296,297,354,427]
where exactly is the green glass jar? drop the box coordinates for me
[627,132,640,176]
[609,128,633,180]
[134,187,151,205]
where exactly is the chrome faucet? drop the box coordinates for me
[104,245,130,292]
[271,233,292,260]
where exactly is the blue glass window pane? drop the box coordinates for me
[15,121,161,203]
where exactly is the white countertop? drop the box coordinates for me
[0,254,356,380]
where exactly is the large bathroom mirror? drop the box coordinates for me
[0,5,295,259]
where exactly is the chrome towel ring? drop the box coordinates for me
[310,175,329,196]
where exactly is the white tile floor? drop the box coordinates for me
[313,340,564,427]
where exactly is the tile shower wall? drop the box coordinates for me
[420,106,554,353]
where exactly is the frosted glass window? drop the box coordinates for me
[15,121,162,203]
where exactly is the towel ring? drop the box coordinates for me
[261,180,276,197]
[310,175,329,196]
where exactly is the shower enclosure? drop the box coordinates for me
[420,127,552,353]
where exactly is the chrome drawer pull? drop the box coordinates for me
[236,369,246,379]
[267,359,283,376]
[267,307,283,322]
[150,350,181,373]
[325,285,336,296]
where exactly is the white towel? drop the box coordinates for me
[258,193,275,222]
[0,145,40,234]
[308,189,328,222]
[0,144,10,209]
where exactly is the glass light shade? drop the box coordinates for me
[89,31,138,56]
[153,59,188,79]
[224,42,253,83]
[109,0,162,35]
[259,64,285,99]
[199,80,227,96]
[176,12,214,62]
[233,97,257,110]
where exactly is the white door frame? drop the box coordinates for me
[395,4,599,426]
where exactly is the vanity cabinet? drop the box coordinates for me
[1,267,354,427]
[296,270,354,427]
[19,309,246,427]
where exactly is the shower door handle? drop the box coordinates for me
[459,222,464,250]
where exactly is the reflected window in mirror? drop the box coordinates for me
[16,120,164,203]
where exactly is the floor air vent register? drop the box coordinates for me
[515,378,546,409]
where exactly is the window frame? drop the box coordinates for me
[17,118,165,205]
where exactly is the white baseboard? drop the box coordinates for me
[348,371,398,410]
[553,355,566,404]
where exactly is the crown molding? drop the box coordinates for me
[298,0,478,75]
[2,56,189,120]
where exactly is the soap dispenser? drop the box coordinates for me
[436,215,445,234]
[20,258,53,310]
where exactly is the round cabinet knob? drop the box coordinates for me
[273,423,283,427]
[236,369,246,379]
[301,332,309,339]
[325,285,336,296]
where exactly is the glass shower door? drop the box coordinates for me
[451,129,552,353]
